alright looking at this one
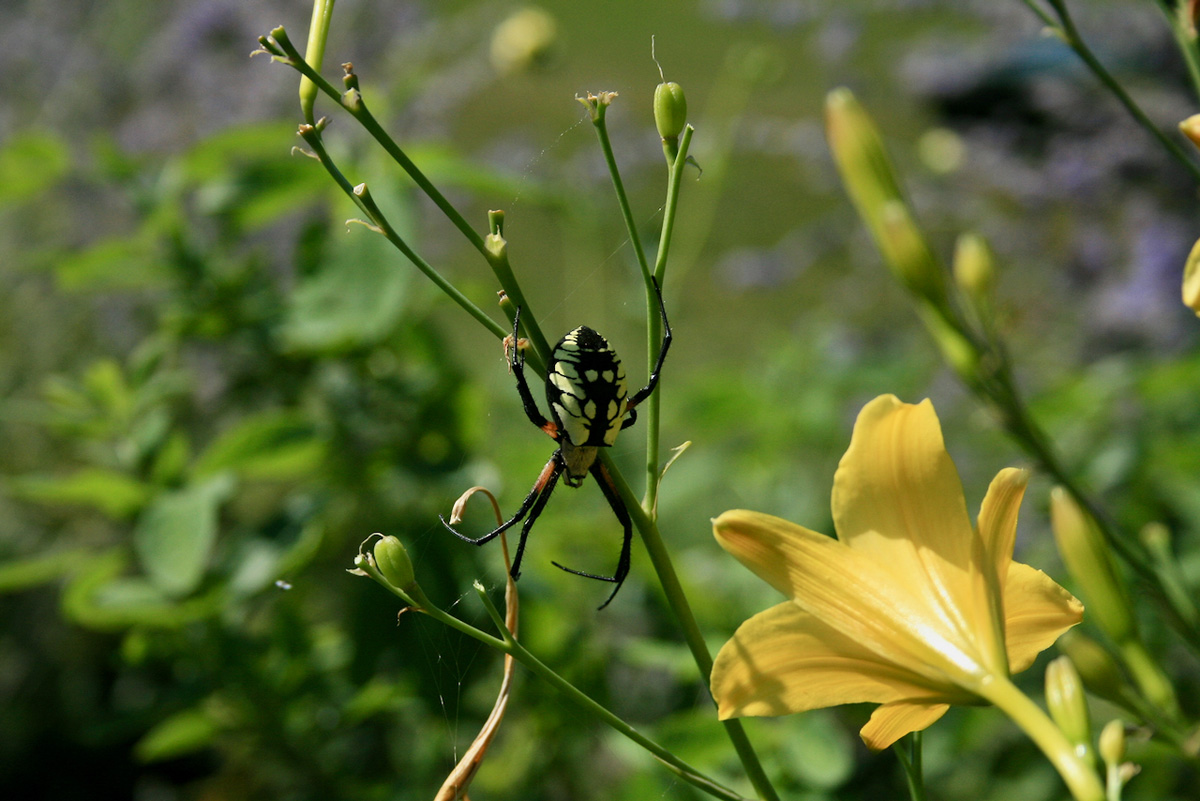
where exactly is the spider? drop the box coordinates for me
[442,278,671,608]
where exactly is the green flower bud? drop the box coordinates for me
[654,81,688,142]
[1098,719,1126,767]
[373,534,416,591]
[825,89,946,306]
[1050,488,1134,643]
[1045,656,1093,762]
[953,232,994,304]
[1057,631,1127,708]
[489,7,557,76]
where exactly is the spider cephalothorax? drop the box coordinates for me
[442,279,671,608]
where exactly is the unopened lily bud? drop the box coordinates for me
[1046,656,1093,761]
[826,89,946,306]
[1057,631,1127,708]
[924,300,979,379]
[373,534,416,591]
[1182,236,1200,316]
[1179,114,1200,151]
[1098,719,1126,767]
[654,81,688,143]
[1050,488,1134,642]
[490,7,557,75]
[953,232,994,303]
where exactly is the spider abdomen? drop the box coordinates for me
[546,326,628,448]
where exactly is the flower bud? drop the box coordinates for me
[1183,235,1200,316]
[1057,631,1127,708]
[1179,114,1200,151]
[373,534,416,591]
[1098,719,1126,767]
[953,232,994,304]
[825,89,946,306]
[1050,488,1134,642]
[654,81,688,142]
[1045,656,1093,762]
[490,7,557,75]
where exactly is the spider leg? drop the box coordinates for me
[441,455,563,578]
[510,306,559,440]
[624,276,672,413]
[509,455,564,580]
[550,460,631,609]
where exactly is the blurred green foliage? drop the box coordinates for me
[2,1,1199,800]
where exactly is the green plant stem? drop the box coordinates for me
[602,452,782,801]
[894,732,928,801]
[1018,0,1200,182]
[642,125,695,512]
[359,562,749,801]
[980,676,1105,801]
[980,355,1200,658]
[260,26,555,360]
[590,102,653,286]
[296,124,507,342]
[1153,0,1200,103]
[300,0,336,124]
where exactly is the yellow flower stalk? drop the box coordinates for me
[711,394,1103,801]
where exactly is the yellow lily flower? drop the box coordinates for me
[711,394,1084,752]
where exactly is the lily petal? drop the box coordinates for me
[860,700,952,751]
[714,510,986,688]
[711,601,953,720]
[831,396,983,653]
[1004,562,1084,673]
[978,467,1028,588]
[971,467,1030,674]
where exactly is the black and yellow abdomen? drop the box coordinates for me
[546,326,628,448]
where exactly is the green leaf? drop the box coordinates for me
[61,549,220,630]
[279,225,409,354]
[0,549,91,593]
[133,476,233,596]
[7,469,151,519]
[780,709,855,790]
[134,706,220,762]
[193,411,324,481]
[0,131,71,203]
[53,234,169,291]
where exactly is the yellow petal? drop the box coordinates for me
[860,700,952,751]
[970,467,1030,674]
[977,467,1028,590]
[1004,561,1084,673]
[711,601,947,720]
[714,510,985,688]
[831,396,983,653]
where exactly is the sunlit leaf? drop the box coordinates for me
[134,707,220,763]
[7,469,150,519]
[133,475,233,596]
[0,131,70,203]
[193,411,323,481]
[279,225,409,353]
[0,549,91,593]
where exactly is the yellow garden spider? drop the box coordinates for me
[442,278,671,608]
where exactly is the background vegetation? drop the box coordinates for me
[2,1,1197,799]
